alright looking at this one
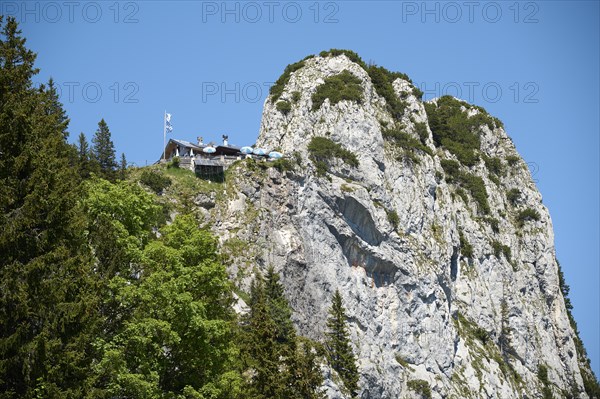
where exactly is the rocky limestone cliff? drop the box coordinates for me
[195,52,596,398]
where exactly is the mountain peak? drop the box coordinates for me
[231,50,598,397]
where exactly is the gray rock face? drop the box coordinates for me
[210,54,591,398]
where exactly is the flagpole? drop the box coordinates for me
[163,110,166,161]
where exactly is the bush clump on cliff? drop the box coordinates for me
[492,240,512,261]
[407,379,432,399]
[311,70,364,111]
[140,169,172,194]
[276,100,292,115]
[382,127,432,164]
[441,160,490,214]
[387,209,399,229]
[320,49,415,119]
[308,136,359,176]
[425,96,503,167]
[367,65,410,120]
[459,230,474,258]
[516,208,541,227]
[506,188,521,205]
[270,59,307,102]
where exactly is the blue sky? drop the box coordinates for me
[9,0,599,376]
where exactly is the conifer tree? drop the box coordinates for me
[0,16,96,397]
[119,152,128,179]
[325,289,360,397]
[91,118,117,180]
[244,275,282,398]
[265,266,296,346]
[288,338,326,399]
[243,269,324,399]
[44,78,69,139]
[76,132,98,178]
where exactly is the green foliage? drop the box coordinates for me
[319,49,415,120]
[341,184,354,193]
[77,132,99,178]
[425,96,501,166]
[538,364,550,385]
[454,311,525,390]
[90,214,241,398]
[441,160,490,214]
[506,155,520,167]
[169,155,180,168]
[387,209,399,229]
[557,260,600,398]
[242,270,324,399]
[289,338,327,399]
[412,86,424,100]
[459,230,474,258]
[242,274,281,398]
[474,327,490,345]
[276,100,292,115]
[312,70,364,111]
[271,157,295,173]
[308,137,359,176]
[414,122,429,145]
[491,240,512,261]
[441,159,460,177]
[292,151,303,166]
[140,169,172,194]
[506,188,521,205]
[265,267,296,345]
[406,379,432,399]
[441,138,480,166]
[83,177,164,287]
[292,91,301,103]
[538,364,554,399]
[484,217,500,233]
[325,290,360,398]
[382,127,432,164]
[91,118,118,181]
[461,173,490,214]
[483,155,504,177]
[395,354,411,369]
[119,152,128,180]
[516,208,541,227]
[84,177,162,242]
[270,60,306,102]
[322,48,412,83]
[320,49,368,70]
[0,17,97,397]
[250,156,295,174]
[488,173,500,186]
[366,65,409,120]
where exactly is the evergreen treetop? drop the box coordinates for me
[0,16,97,397]
[325,289,360,398]
[91,118,117,180]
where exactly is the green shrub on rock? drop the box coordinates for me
[308,137,359,176]
[425,96,502,167]
[407,379,432,399]
[140,169,172,194]
[276,100,292,115]
[516,208,541,227]
[441,160,490,214]
[270,60,306,102]
[311,70,364,111]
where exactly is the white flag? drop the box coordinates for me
[165,113,173,133]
